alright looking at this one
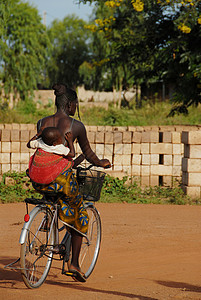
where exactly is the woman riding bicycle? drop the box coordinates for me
[27,83,111,282]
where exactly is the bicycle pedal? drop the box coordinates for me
[62,271,74,277]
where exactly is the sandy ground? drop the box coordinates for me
[1,202,201,300]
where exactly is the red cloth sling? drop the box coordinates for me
[29,149,73,184]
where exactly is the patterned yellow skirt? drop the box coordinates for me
[32,169,89,234]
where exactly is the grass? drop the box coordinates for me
[0,172,200,205]
[1,98,201,126]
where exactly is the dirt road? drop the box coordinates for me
[1,202,201,300]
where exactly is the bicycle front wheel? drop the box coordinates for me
[79,205,101,278]
[20,206,55,288]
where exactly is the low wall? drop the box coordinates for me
[1,124,201,198]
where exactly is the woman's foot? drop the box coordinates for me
[69,264,86,282]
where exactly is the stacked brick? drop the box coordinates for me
[0,124,200,194]
[131,131,183,187]
[182,131,201,198]
[0,124,36,174]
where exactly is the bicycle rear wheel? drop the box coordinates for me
[20,206,55,288]
[79,205,101,278]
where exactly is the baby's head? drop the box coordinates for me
[42,127,63,146]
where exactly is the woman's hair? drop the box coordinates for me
[52,83,81,119]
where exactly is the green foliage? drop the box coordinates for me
[0,172,41,203]
[0,0,50,101]
[46,15,91,88]
[101,175,199,205]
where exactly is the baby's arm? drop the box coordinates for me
[27,128,43,148]
[65,132,75,158]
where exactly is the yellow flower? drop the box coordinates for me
[178,23,191,34]
[198,16,201,25]
[131,0,144,12]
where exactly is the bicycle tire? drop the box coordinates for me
[79,205,101,278]
[20,206,55,288]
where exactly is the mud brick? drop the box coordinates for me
[182,157,201,172]
[97,126,105,132]
[105,126,113,132]
[4,124,12,130]
[113,165,123,171]
[164,155,172,166]
[104,144,113,156]
[27,124,35,130]
[173,166,181,177]
[151,165,172,176]
[141,132,150,143]
[11,130,20,142]
[113,126,127,132]
[20,164,28,172]
[163,132,172,143]
[11,153,21,164]
[132,143,140,154]
[132,132,141,143]
[173,144,181,155]
[2,142,11,153]
[11,164,21,172]
[172,132,181,144]
[2,164,11,173]
[150,175,158,186]
[29,130,37,139]
[135,126,144,132]
[11,123,20,130]
[184,144,201,158]
[105,132,114,144]
[122,154,131,166]
[1,129,11,141]
[163,176,172,187]
[20,153,30,164]
[141,166,150,176]
[150,132,159,143]
[123,144,131,155]
[87,131,95,143]
[11,142,20,153]
[141,154,150,165]
[150,143,172,154]
[114,143,123,154]
[183,172,201,186]
[21,142,29,153]
[173,155,182,166]
[123,131,132,143]
[87,126,97,132]
[113,132,123,144]
[132,154,141,165]
[182,186,201,198]
[0,153,10,164]
[127,126,136,132]
[20,124,29,130]
[141,143,149,154]
[20,130,30,142]
[113,154,124,166]
[131,165,140,176]
[182,131,201,145]
[141,176,150,187]
[150,126,159,132]
[151,154,159,165]
[95,144,104,155]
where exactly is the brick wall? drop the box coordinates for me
[1,124,201,197]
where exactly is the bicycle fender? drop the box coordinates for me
[19,206,41,245]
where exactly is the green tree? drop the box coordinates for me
[46,15,91,88]
[0,0,50,102]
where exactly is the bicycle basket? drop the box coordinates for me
[77,169,106,201]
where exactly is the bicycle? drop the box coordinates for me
[6,164,106,289]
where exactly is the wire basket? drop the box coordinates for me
[76,168,106,201]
